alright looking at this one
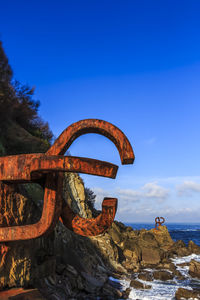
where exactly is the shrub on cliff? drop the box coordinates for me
[0,41,53,155]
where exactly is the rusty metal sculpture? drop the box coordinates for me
[0,119,134,241]
[155,217,165,230]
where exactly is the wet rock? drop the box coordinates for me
[175,287,200,299]
[130,279,151,289]
[153,270,174,281]
[174,269,185,280]
[156,262,176,272]
[122,287,131,299]
[176,262,190,267]
[101,283,123,298]
[189,259,200,279]
[138,272,153,281]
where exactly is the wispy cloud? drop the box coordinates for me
[117,188,141,202]
[91,181,200,222]
[177,181,200,196]
[142,182,169,201]
[92,182,169,209]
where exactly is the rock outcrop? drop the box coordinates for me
[0,181,55,288]
[189,259,200,279]
[1,171,200,299]
[130,279,151,290]
[152,270,173,281]
[175,287,200,300]
[63,172,92,218]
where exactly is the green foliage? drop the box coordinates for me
[22,183,44,205]
[85,187,96,211]
[0,41,53,155]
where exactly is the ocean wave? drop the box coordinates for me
[171,253,200,265]
[170,229,200,232]
[129,280,187,300]
[110,254,200,300]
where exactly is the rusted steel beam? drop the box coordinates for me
[155,216,165,230]
[60,197,117,236]
[0,173,63,242]
[0,119,134,241]
[0,155,118,182]
[47,119,135,164]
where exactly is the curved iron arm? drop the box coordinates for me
[47,119,135,165]
[0,119,134,241]
[60,198,117,236]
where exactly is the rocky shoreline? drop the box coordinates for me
[0,173,200,299]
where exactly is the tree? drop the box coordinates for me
[0,41,15,121]
[0,41,53,154]
[85,187,96,211]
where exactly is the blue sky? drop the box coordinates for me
[1,1,200,222]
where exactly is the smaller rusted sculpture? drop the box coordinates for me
[155,217,165,230]
[0,119,134,241]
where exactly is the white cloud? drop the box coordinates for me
[117,189,141,202]
[90,182,200,222]
[92,182,169,210]
[177,181,200,196]
[142,182,169,201]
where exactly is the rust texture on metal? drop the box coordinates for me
[60,197,117,236]
[0,119,134,241]
[155,216,165,230]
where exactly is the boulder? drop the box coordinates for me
[169,240,190,257]
[156,262,176,272]
[122,287,131,299]
[123,248,140,264]
[175,287,200,299]
[141,247,161,266]
[176,262,190,267]
[188,241,200,255]
[122,260,140,272]
[101,283,122,298]
[189,259,200,279]
[174,269,185,280]
[149,226,174,251]
[108,222,122,244]
[130,279,151,289]
[138,272,153,281]
[153,270,174,281]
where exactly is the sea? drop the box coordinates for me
[110,223,200,300]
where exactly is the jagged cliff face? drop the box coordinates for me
[0,172,94,290]
[0,181,55,288]
[62,172,92,218]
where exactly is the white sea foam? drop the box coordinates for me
[110,254,200,300]
[129,281,188,300]
[172,253,200,265]
[171,229,200,232]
